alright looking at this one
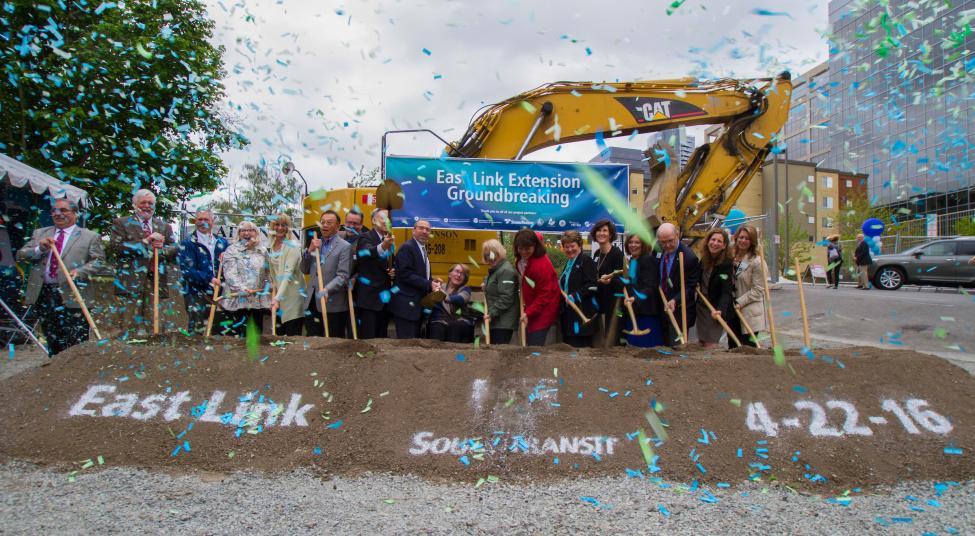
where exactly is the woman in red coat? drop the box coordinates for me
[513,229,559,346]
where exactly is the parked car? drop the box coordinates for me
[869,237,975,290]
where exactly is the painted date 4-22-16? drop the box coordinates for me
[745,399,953,437]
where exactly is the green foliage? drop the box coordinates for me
[954,216,975,236]
[836,189,912,240]
[0,0,247,231]
[347,165,381,188]
[210,163,302,226]
[777,217,812,278]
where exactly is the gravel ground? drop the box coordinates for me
[0,461,971,535]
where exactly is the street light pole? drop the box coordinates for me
[770,150,779,282]
[783,148,790,274]
[282,161,310,226]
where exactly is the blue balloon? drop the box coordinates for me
[725,208,747,233]
[862,218,884,237]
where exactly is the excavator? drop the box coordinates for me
[303,72,791,282]
[443,71,793,238]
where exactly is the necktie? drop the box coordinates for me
[48,230,65,279]
[419,242,430,279]
[661,253,671,293]
[142,219,152,237]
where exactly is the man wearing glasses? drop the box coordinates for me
[16,198,104,355]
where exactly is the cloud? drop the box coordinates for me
[204,0,828,194]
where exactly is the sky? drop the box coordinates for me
[202,0,831,204]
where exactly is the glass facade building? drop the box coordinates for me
[822,0,974,217]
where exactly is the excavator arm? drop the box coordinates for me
[446,72,792,237]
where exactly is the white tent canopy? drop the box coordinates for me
[0,153,89,209]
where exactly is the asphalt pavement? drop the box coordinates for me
[767,281,975,372]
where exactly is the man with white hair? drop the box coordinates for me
[178,209,228,333]
[656,223,700,347]
[108,189,178,335]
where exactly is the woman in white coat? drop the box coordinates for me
[268,213,305,335]
[729,225,768,348]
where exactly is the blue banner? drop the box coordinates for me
[384,156,629,233]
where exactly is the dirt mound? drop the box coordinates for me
[0,338,972,490]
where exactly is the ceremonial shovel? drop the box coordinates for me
[621,288,649,336]
[51,247,102,340]
[205,263,222,338]
[152,248,160,335]
[559,289,595,326]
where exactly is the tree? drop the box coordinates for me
[0,0,247,230]
[347,165,381,188]
[777,217,813,278]
[210,164,302,227]
[836,189,910,240]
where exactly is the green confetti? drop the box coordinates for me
[578,165,656,247]
[933,327,947,339]
[246,317,260,360]
[666,0,687,15]
[135,42,154,59]
[637,428,655,467]
[773,345,786,367]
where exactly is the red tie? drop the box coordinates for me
[48,230,65,279]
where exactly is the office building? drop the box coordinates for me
[588,146,649,215]
[824,0,975,218]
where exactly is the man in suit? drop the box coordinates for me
[351,209,395,339]
[657,223,701,346]
[301,210,351,337]
[108,189,179,336]
[16,198,105,355]
[177,209,229,334]
[342,209,369,245]
[390,219,442,339]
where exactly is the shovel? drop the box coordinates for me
[621,288,650,336]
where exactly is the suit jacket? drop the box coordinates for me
[108,214,178,298]
[352,228,392,312]
[270,242,304,323]
[733,254,768,332]
[592,246,624,314]
[558,253,598,337]
[177,232,229,294]
[702,261,735,318]
[483,259,519,331]
[300,236,351,313]
[390,238,432,321]
[660,242,701,328]
[627,253,662,317]
[16,226,105,307]
[520,254,560,333]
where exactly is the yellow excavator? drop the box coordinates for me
[303,71,791,283]
[445,71,793,237]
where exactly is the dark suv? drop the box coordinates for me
[869,238,975,290]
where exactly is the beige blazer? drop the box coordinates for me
[269,242,304,323]
[733,254,768,333]
[16,226,105,308]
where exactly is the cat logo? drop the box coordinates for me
[642,100,673,122]
[615,97,707,124]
